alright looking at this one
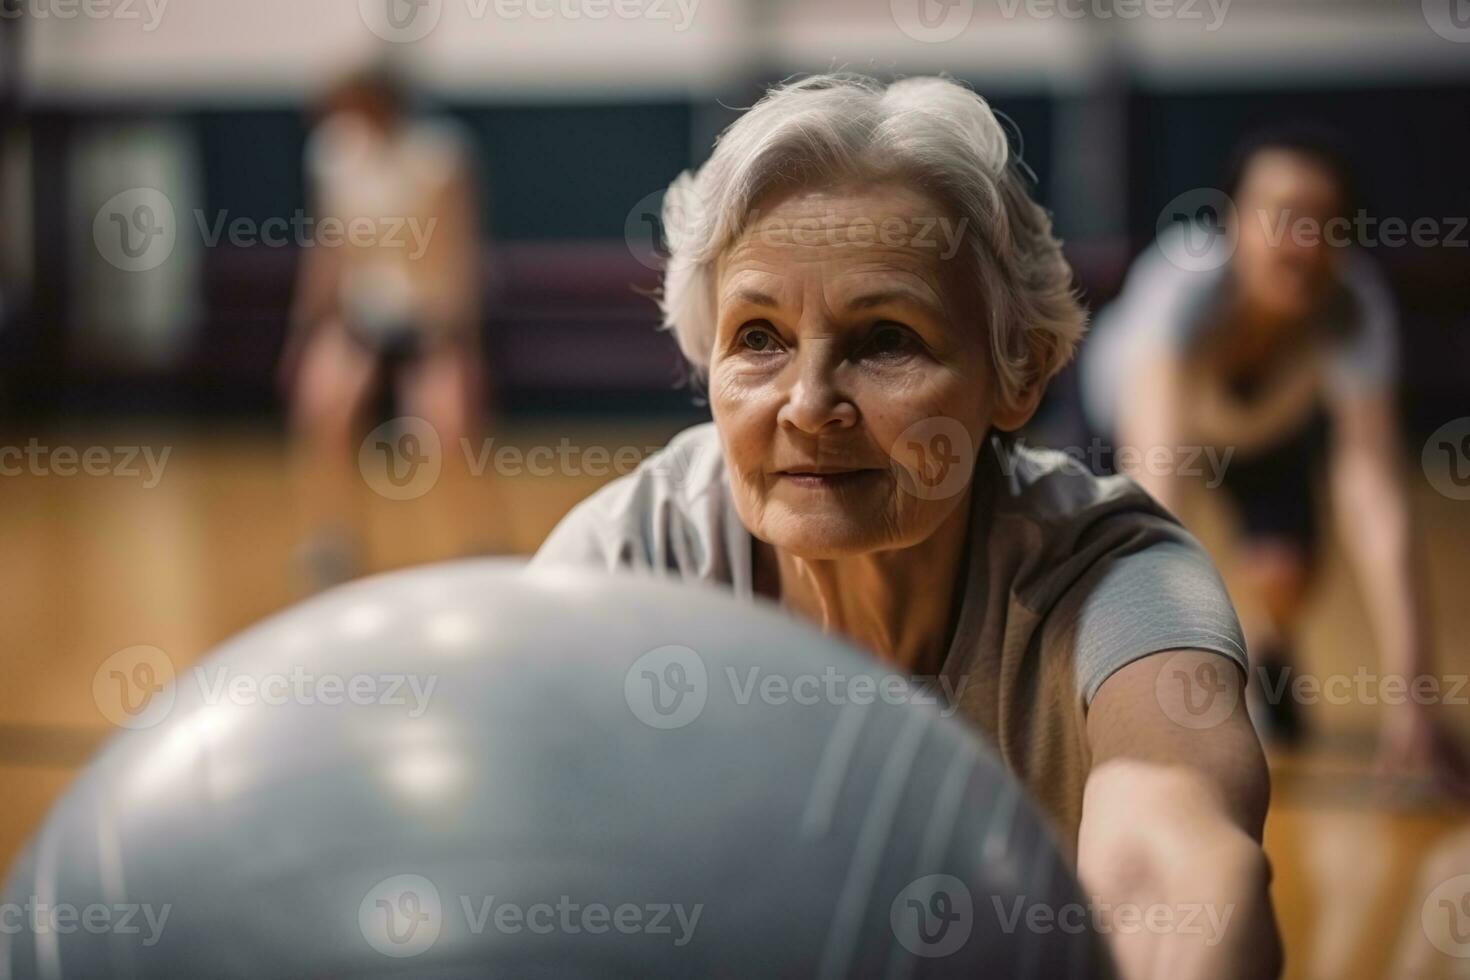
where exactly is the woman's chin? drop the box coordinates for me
[758,508,897,560]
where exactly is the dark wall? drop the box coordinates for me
[7,81,1466,427]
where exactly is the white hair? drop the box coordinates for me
[657,73,1086,411]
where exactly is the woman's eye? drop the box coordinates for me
[864,323,918,358]
[738,323,781,353]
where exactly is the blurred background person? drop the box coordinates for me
[1081,128,1470,794]
[279,63,489,589]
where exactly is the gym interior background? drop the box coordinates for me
[1,1,1468,977]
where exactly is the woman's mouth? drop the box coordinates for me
[774,468,883,490]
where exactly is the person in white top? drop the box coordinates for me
[279,65,488,585]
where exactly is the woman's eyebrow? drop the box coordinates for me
[725,286,781,308]
[844,288,944,318]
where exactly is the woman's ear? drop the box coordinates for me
[992,378,1045,432]
[991,329,1058,431]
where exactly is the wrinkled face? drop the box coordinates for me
[1232,149,1345,321]
[708,182,1025,560]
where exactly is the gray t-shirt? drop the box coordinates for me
[531,422,1247,852]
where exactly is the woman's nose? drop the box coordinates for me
[776,348,858,434]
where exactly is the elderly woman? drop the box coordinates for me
[533,74,1279,977]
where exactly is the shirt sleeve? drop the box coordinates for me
[530,499,616,571]
[1325,251,1400,400]
[1066,533,1248,709]
[528,480,643,573]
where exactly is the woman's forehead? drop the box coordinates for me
[718,185,966,288]
[717,264,949,317]
[738,182,956,240]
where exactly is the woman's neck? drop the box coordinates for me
[753,488,974,676]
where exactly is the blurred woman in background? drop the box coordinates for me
[1081,128,1469,794]
[279,64,488,587]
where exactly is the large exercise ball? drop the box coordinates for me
[2,560,1109,978]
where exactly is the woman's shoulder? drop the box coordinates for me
[979,436,1219,606]
[972,437,1246,708]
[529,422,737,578]
[985,437,1164,533]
